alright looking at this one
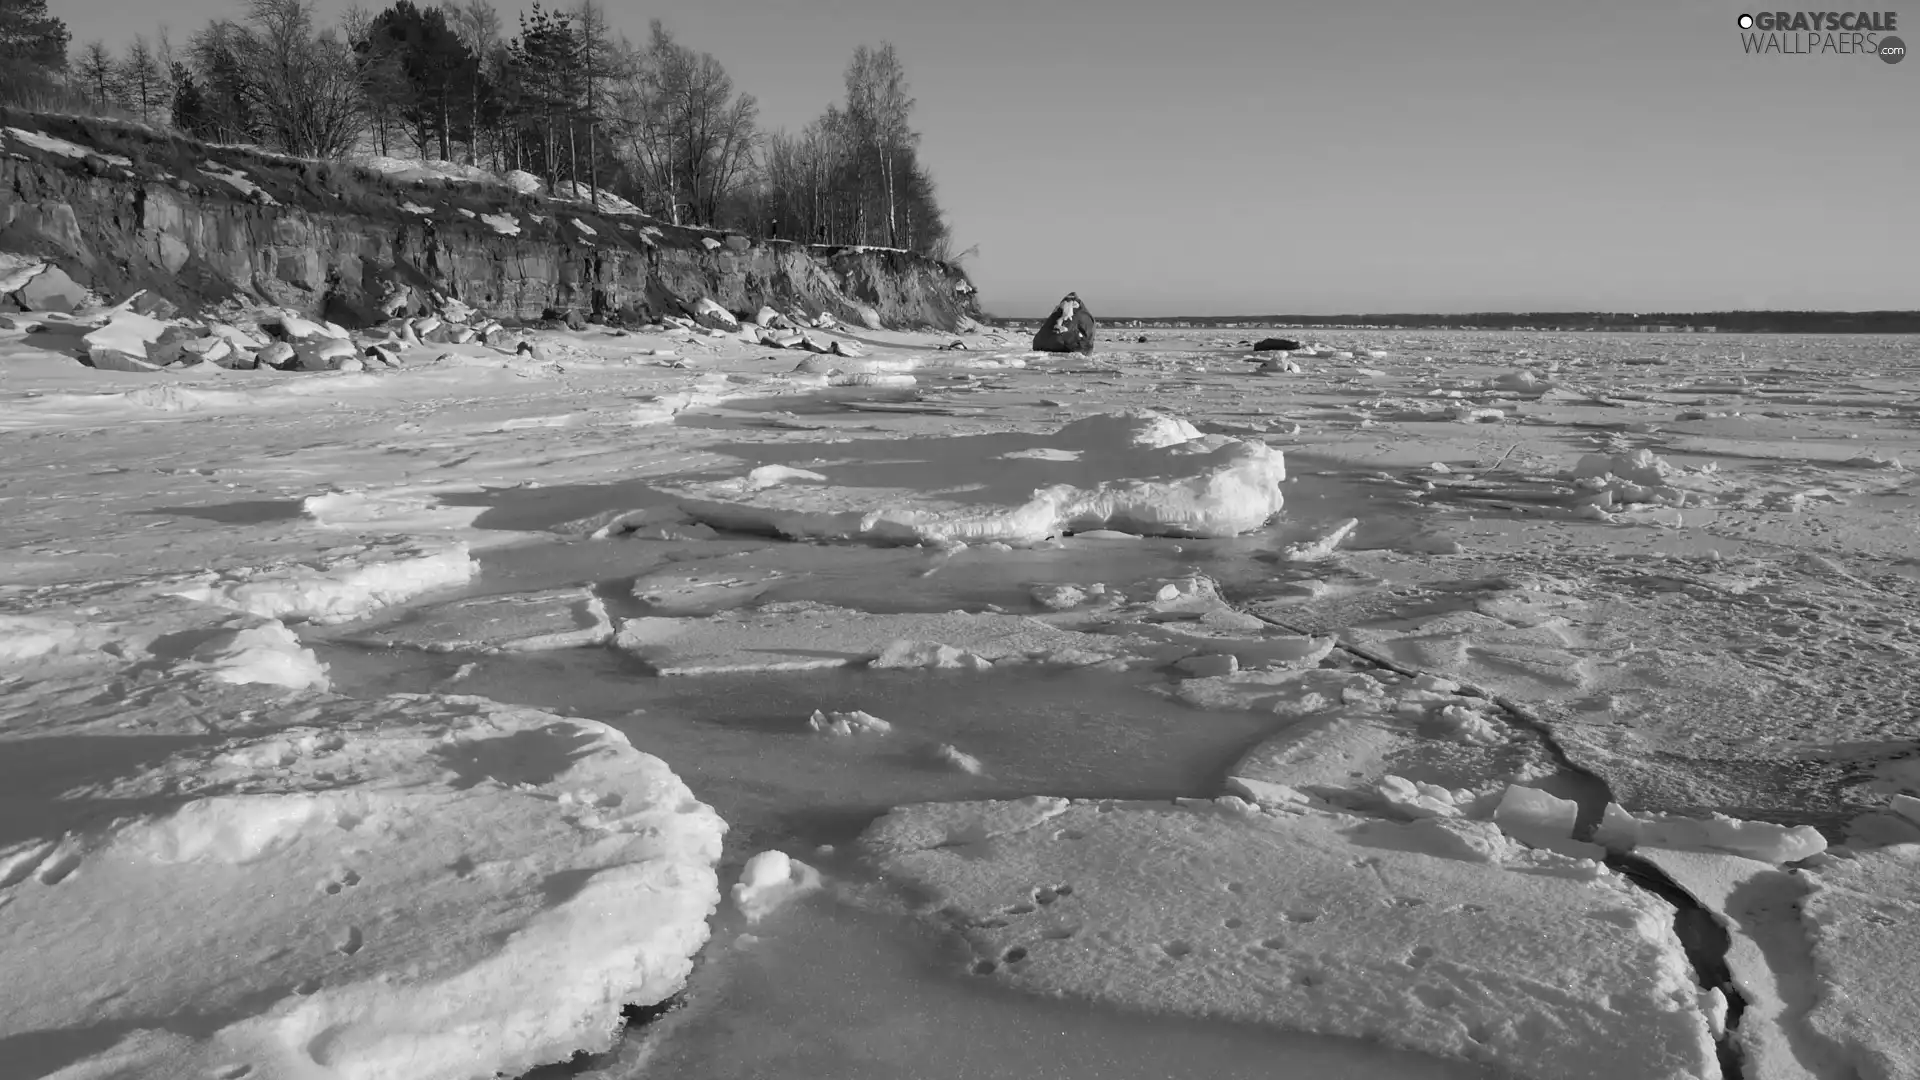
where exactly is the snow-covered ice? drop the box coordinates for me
[660,410,1287,545]
[863,797,1720,1079]
[6,315,1920,1080]
[1800,845,1920,1080]
[174,542,478,624]
[0,695,725,1080]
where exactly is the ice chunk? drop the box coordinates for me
[186,620,331,690]
[1281,518,1359,561]
[1174,653,1238,678]
[870,640,996,670]
[1493,785,1602,859]
[732,850,822,923]
[660,410,1287,544]
[929,743,985,775]
[1030,584,1088,610]
[174,543,477,625]
[806,709,892,736]
[865,799,1719,1080]
[0,696,726,1080]
[1593,802,1826,864]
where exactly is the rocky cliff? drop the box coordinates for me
[0,113,981,331]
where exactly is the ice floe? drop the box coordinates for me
[864,797,1720,1080]
[614,602,1136,675]
[350,587,613,653]
[0,695,725,1080]
[1799,845,1920,1080]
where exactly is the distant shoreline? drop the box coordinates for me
[986,311,1920,334]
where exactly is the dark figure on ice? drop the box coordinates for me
[1032,292,1097,355]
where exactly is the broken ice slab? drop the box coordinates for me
[612,603,1134,675]
[1799,844,1920,1080]
[1215,669,1555,822]
[631,561,786,616]
[864,798,1720,1080]
[1639,848,1853,1080]
[349,587,614,653]
[0,696,724,1080]
[173,542,478,625]
[655,410,1287,545]
[1594,803,1827,864]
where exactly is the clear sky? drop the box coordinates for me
[56,0,1919,316]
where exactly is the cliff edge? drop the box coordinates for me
[0,112,982,331]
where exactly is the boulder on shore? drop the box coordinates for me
[16,266,87,313]
[1032,292,1097,355]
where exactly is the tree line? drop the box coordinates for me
[0,0,965,259]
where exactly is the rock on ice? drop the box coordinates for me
[0,695,725,1080]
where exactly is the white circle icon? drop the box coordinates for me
[1738,13,1754,28]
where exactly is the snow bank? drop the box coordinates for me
[174,543,477,624]
[660,410,1288,545]
[199,162,278,204]
[550,182,645,216]
[0,695,726,1080]
[481,212,521,236]
[357,155,500,186]
[7,127,133,166]
[864,798,1719,1080]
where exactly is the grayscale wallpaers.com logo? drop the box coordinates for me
[1737,11,1906,60]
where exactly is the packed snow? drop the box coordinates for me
[0,694,723,1080]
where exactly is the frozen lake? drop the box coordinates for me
[2,318,1914,1080]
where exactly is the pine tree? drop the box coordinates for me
[0,0,71,102]
[169,61,209,135]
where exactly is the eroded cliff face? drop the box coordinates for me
[0,126,980,331]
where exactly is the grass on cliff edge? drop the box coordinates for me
[0,109,977,281]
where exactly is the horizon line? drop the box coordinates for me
[984,308,1920,320]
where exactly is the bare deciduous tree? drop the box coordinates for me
[221,0,364,158]
[116,36,165,123]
